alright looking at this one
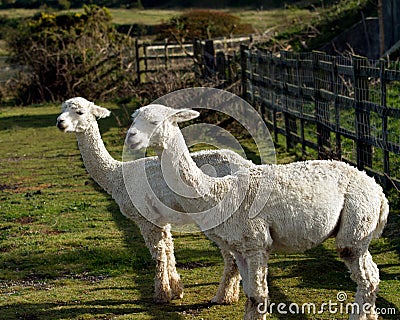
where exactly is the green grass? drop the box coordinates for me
[108,8,181,25]
[0,103,399,319]
[231,7,315,35]
[0,7,318,32]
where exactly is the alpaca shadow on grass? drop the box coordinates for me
[266,241,399,320]
[3,301,146,320]
[107,201,190,320]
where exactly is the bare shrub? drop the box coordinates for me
[5,5,137,104]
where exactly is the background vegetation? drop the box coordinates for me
[4,6,138,104]
[0,0,382,104]
[0,0,334,10]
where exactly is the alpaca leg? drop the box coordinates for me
[153,243,172,303]
[211,249,241,304]
[336,186,382,320]
[163,226,184,299]
[241,250,269,320]
[339,248,380,320]
[138,220,173,303]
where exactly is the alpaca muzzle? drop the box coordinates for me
[56,119,67,131]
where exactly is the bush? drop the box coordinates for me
[5,5,137,104]
[160,10,254,42]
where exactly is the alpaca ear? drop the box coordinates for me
[172,109,200,123]
[92,104,111,119]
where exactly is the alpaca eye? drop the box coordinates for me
[150,121,159,126]
[76,111,84,115]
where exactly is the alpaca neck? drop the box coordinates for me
[76,122,119,194]
[158,128,236,231]
[157,129,211,198]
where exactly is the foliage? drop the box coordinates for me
[0,0,334,10]
[160,10,253,42]
[260,0,378,52]
[0,0,144,9]
[4,5,137,104]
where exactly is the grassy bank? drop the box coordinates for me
[0,103,399,319]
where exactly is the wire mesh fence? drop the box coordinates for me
[241,46,400,189]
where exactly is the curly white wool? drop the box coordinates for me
[126,104,389,320]
[56,97,255,304]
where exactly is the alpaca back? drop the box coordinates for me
[204,160,388,253]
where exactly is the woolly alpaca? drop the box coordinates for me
[56,97,254,304]
[126,104,389,320]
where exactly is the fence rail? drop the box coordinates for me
[135,35,254,83]
[241,46,400,189]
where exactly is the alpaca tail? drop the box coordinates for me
[372,190,389,239]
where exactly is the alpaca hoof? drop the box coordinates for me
[153,289,173,304]
[244,297,268,320]
[210,280,240,305]
[170,278,184,299]
[171,284,184,300]
[211,294,240,305]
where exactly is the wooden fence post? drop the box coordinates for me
[134,39,140,84]
[143,43,148,81]
[269,51,279,143]
[280,51,295,151]
[204,39,215,77]
[332,56,342,159]
[226,54,233,83]
[379,59,390,188]
[353,55,372,170]
[294,54,306,156]
[216,51,226,80]
[313,51,331,158]
[240,44,248,100]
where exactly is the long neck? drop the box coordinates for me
[76,122,120,194]
[157,127,212,198]
[158,127,237,231]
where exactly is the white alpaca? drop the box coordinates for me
[56,97,254,304]
[126,104,389,320]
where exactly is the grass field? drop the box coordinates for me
[0,7,316,35]
[0,102,399,319]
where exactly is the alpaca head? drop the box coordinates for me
[125,104,199,150]
[56,97,111,133]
